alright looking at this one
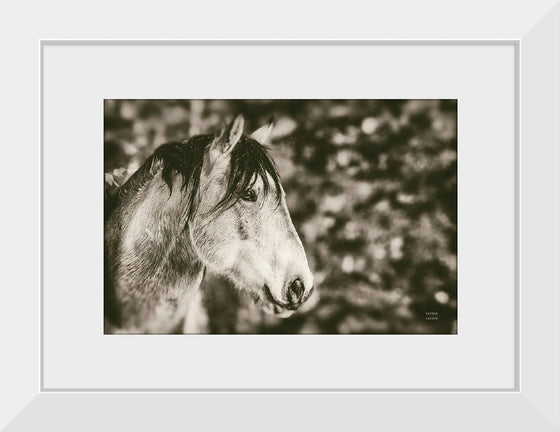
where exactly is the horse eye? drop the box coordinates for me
[241,189,257,202]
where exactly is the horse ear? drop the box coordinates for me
[213,114,245,155]
[250,121,274,145]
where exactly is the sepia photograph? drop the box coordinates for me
[104,99,457,334]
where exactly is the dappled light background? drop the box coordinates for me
[104,99,457,334]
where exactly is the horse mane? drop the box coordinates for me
[112,134,282,225]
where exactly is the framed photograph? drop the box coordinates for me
[1,1,559,431]
[103,98,458,336]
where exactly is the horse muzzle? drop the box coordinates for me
[285,278,315,310]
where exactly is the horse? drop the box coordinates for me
[104,115,314,333]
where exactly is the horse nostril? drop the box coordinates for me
[287,278,305,304]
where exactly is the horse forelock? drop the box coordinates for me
[216,135,283,212]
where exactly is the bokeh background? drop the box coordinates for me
[104,99,457,334]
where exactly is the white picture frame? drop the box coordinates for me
[1,1,559,430]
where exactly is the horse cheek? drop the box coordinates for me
[191,213,236,271]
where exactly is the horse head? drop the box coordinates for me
[189,115,314,317]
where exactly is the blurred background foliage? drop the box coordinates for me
[104,99,457,334]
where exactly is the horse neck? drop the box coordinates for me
[106,172,205,308]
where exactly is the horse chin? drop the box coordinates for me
[247,286,295,319]
[263,305,294,318]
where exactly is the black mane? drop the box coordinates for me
[113,134,282,224]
